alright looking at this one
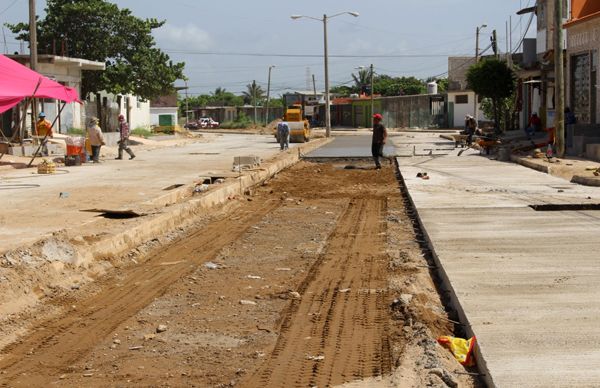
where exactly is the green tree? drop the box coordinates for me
[352,68,372,94]
[7,0,184,99]
[466,59,516,132]
[242,81,265,105]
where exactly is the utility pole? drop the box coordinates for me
[312,74,317,98]
[184,80,190,124]
[29,0,37,71]
[265,66,275,126]
[29,0,38,137]
[253,80,257,125]
[370,63,374,127]
[554,0,565,156]
[473,24,487,123]
[323,14,331,137]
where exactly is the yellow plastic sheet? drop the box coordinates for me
[437,335,476,366]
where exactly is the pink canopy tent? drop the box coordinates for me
[0,54,80,114]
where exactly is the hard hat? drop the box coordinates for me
[118,114,125,121]
[373,113,383,120]
[39,112,46,118]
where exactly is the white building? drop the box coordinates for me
[447,57,487,128]
[150,94,178,129]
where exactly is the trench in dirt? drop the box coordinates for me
[0,160,481,387]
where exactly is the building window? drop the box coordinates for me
[571,53,591,124]
[455,94,469,104]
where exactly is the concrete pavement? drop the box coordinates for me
[396,133,600,387]
[0,133,298,253]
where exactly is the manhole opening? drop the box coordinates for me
[200,176,226,184]
[529,204,600,211]
[99,211,142,219]
[163,184,185,191]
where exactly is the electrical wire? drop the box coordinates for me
[512,11,535,53]
[0,0,21,16]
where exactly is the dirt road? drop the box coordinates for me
[0,160,480,387]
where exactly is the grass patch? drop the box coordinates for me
[221,112,252,129]
[131,127,153,138]
[67,127,85,135]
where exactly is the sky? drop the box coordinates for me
[0,0,537,97]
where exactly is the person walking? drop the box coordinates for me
[36,112,53,156]
[86,117,105,163]
[115,114,135,160]
[371,113,387,170]
[277,120,290,151]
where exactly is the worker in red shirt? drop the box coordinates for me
[525,112,541,139]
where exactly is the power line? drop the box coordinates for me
[0,0,21,16]
[164,49,469,59]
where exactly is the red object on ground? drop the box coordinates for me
[0,54,80,114]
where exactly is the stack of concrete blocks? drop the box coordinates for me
[233,155,261,172]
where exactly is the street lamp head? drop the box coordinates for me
[290,14,302,20]
[480,24,488,29]
[348,11,360,17]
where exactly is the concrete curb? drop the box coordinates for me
[571,174,600,187]
[83,138,333,262]
[395,157,494,387]
[511,154,600,187]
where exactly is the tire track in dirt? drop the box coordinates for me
[0,199,281,387]
[243,197,393,388]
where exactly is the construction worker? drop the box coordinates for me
[371,113,387,170]
[86,117,104,163]
[277,120,290,151]
[525,112,541,139]
[115,114,135,160]
[36,112,53,156]
[464,115,477,145]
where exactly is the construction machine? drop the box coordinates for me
[274,104,311,143]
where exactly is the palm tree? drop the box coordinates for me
[242,81,265,105]
[352,68,372,95]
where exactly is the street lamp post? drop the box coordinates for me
[474,24,487,123]
[265,65,275,126]
[291,11,360,137]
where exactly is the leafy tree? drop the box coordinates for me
[352,68,372,94]
[7,0,184,99]
[466,58,516,133]
[330,85,355,97]
[242,81,265,105]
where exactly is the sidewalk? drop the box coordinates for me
[0,133,301,253]
[398,142,600,387]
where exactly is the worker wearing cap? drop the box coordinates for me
[36,112,53,156]
[371,113,387,170]
[464,115,477,145]
[277,119,290,151]
[86,117,104,163]
[115,114,136,160]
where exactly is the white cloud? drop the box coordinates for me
[153,23,213,51]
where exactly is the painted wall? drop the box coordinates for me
[150,107,178,127]
[447,91,487,127]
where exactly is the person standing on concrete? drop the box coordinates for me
[371,113,387,170]
[115,114,136,160]
[36,112,53,156]
[86,117,105,163]
[277,120,290,151]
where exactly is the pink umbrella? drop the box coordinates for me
[0,54,81,114]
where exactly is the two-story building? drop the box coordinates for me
[564,0,600,158]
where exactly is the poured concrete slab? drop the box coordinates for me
[398,133,600,387]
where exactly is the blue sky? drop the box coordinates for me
[1,0,536,96]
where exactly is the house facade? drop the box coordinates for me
[564,0,600,158]
[7,54,105,133]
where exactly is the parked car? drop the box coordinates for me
[184,121,200,130]
[200,117,219,129]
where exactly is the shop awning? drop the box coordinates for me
[0,54,80,114]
